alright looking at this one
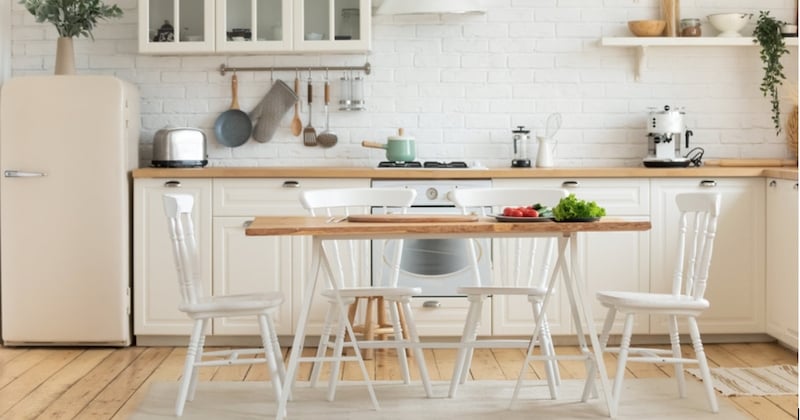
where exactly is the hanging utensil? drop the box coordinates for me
[290,73,303,137]
[213,73,252,147]
[317,76,338,148]
[303,75,317,146]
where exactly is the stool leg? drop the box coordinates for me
[363,297,376,360]
[397,301,412,357]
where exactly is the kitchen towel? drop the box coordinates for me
[249,79,298,143]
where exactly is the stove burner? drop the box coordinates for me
[378,161,422,168]
[423,161,468,168]
[376,161,469,168]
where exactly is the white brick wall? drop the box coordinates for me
[6,0,799,168]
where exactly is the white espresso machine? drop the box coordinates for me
[643,105,694,168]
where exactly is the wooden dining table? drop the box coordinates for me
[246,215,652,419]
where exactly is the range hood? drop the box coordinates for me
[374,0,486,15]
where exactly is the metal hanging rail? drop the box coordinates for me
[218,62,371,76]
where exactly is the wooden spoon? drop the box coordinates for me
[290,76,302,136]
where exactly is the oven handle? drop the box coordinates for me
[422,300,442,308]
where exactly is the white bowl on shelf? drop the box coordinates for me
[708,13,752,37]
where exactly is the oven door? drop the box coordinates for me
[371,206,491,296]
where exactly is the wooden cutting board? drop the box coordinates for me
[346,214,479,223]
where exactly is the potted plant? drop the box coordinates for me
[19,0,123,75]
[753,10,790,135]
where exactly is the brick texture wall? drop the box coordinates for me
[7,0,799,168]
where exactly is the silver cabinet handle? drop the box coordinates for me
[282,180,300,188]
[769,180,777,187]
[422,300,441,308]
[164,180,181,188]
[562,181,579,188]
[4,170,46,177]
[699,180,717,188]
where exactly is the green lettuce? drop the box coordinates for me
[552,194,606,221]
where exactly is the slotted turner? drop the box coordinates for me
[303,77,317,146]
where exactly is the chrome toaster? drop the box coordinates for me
[151,127,208,168]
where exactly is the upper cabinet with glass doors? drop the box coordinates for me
[215,0,293,53]
[138,0,371,54]
[139,0,216,54]
[293,0,371,52]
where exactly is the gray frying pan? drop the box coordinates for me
[214,73,252,147]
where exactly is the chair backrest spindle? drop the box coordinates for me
[672,192,721,300]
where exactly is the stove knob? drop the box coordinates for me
[426,187,438,200]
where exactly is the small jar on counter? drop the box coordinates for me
[680,18,702,37]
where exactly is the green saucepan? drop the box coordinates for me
[361,128,416,162]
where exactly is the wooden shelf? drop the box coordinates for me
[599,37,799,81]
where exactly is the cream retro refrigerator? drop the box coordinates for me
[0,75,139,346]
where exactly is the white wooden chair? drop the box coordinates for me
[300,187,433,400]
[448,187,567,399]
[589,192,721,414]
[163,193,286,417]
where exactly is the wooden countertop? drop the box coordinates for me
[132,166,798,180]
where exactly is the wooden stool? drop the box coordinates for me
[348,296,411,359]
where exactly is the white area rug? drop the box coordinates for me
[686,364,798,397]
[132,378,745,419]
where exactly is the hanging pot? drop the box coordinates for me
[362,128,416,162]
[214,74,252,147]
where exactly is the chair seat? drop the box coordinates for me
[321,287,422,300]
[596,291,709,312]
[180,292,284,316]
[457,285,547,296]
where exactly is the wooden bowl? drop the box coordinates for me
[627,20,666,37]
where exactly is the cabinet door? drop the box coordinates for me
[212,217,293,335]
[213,178,368,335]
[294,0,371,52]
[765,178,799,348]
[490,178,650,336]
[138,0,215,54]
[133,179,212,335]
[216,0,293,52]
[650,178,765,334]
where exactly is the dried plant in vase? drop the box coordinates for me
[19,0,123,75]
[753,10,789,135]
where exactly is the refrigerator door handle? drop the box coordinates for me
[4,170,47,177]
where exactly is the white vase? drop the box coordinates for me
[54,37,75,75]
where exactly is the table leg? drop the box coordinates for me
[275,236,324,420]
[566,233,616,418]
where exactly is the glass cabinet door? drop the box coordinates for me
[138,0,215,54]
[216,0,293,52]
[295,0,371,52]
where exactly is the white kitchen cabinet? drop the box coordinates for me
[491,178,651,336]
[650,178,765,334]
[765,178,798,349]
[215,0,293,53]
[133,178,213,335]
[138,0,371,54]
[212,178,369,336]
[138,0,216,54]
[293,0,372,53]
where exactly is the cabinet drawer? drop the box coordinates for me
[213,178,369,216]
[493,178,650,215]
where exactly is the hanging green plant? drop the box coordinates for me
[753,10,789,135]
[19,0,123,40]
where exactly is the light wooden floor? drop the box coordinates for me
[0,341,796,419]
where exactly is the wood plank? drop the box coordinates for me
[111,347,186,420]
[35,347,146,419]
[0,349,52,389]
[0,349,83,415]
[730,396,798,419]
[2,349,113,420]
[72,347,171,419]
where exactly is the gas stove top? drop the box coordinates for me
[377,161,469,168]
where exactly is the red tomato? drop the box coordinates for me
[509,209,524,217]
[503,207,514,216]
[522,208,539,217]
